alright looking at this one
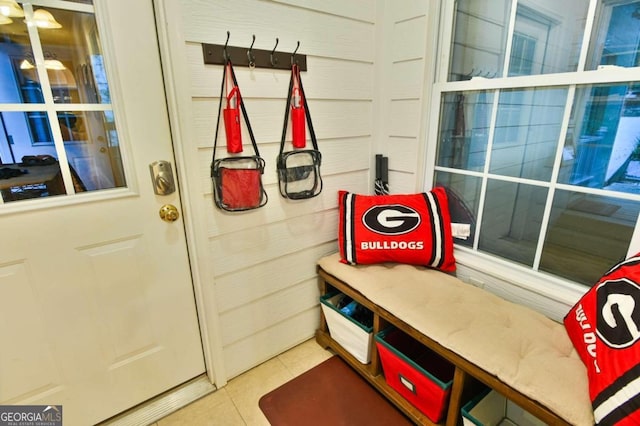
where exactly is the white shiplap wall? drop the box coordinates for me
[375,1,434,193]
[168,0,378,380]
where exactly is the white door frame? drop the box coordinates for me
[153,0,227,387]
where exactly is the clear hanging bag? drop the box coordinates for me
[277,63,322,200]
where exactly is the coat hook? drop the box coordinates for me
[223,31,230,61]
[247,34,256,69]
[462,68,475,79]
[270,38,279,67]
[291,41,300,65]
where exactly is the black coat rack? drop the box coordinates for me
[202,32,307,71]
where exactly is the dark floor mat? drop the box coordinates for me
[258,356,413,426]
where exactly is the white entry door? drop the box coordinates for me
[0,1,205,425]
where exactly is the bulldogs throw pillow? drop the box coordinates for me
[338,188,456,272]
[564,254,640,425]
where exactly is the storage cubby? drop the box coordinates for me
[320,291,373,364]
[375,327,455,423]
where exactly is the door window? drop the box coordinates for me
[0,1,125,203]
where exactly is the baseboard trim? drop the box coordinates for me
[98,375,216,426]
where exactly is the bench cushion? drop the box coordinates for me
[318,252,593,426]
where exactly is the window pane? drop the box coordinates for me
[0,161,65,201]
[490,87,567,181]
[450,0,589,81]
[0,15,41,103]
[0,111,55,162]
[587,1,640,70]
[1,113,65,202]
[36,7,111,104]
[435,171,481,247]
[559,82,640,193]
[540,190,640,285]
[508,2,589,76]
[59,111,125,191]
[437,91,494,171]
[1,6,110,105]
[479,180,547,266]
[449,0,511,81]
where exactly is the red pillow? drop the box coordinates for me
[564,253,640,425]
[338,188,456,272]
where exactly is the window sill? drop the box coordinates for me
[453,246,588,321]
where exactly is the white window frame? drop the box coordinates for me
[423,0,640,315]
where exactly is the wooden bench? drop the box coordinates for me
[315,253,593,425]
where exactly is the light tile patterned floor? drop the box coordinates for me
[155,339,334,425]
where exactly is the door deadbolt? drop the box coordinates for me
[159,204,179,222]
[149,160,176,195]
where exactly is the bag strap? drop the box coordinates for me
[211,60,261,167]
[211,61,227,164]
[297,66,319,152]
[279,64,318,156]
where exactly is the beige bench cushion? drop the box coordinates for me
[318,253,593,426]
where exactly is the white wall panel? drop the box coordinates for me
[377,1,428,192]
[391,59,425,100]
[223,308,320,378]
[219,279,319,346]
[389,99,422,137]
[388,136,419,173]
[215,243,336,314]
[271,0,376,23]
[391,0,429,22]
[388,170,420,194]
[209,210,338,277]
[181,0,374,62]
[168,0,418,381]
[391,16,427,62]
[302,58,375,100]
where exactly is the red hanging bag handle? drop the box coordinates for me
[290,64,306,148]
[223,63,243,153]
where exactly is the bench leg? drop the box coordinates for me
[446,367,467,426]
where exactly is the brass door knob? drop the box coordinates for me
[159,204,179,222]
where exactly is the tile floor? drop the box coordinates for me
[153,339,334,425]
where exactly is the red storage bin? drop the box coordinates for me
[375,327,455,423]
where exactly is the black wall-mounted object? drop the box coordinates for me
[201,42,307,71]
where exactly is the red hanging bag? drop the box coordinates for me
[223,64,243,153]
[210,59,267,211]
[291,76,306,148]
[223,86,242,153]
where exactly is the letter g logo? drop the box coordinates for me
[596,278,640,348]
[362,205,420,235]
